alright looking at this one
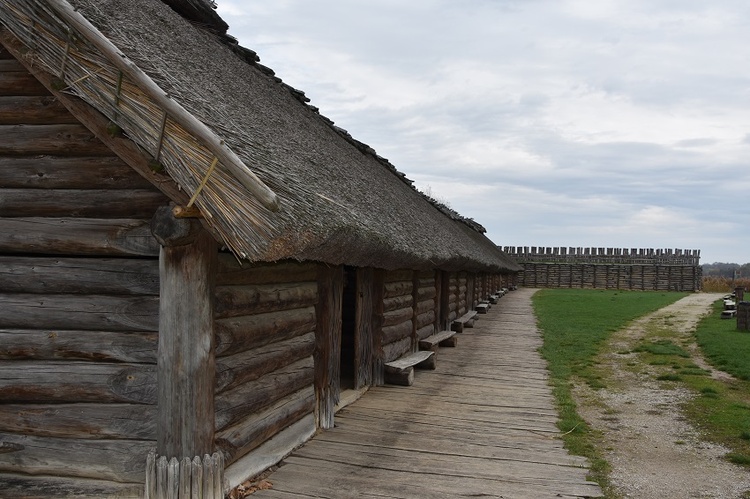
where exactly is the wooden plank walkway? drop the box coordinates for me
[253,288,603,498]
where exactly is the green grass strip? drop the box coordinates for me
[532,289,687,490]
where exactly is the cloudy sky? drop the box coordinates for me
[216,1,749,264]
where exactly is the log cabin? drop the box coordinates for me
[0,0,521,496]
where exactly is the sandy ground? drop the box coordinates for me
[574,293,750,499]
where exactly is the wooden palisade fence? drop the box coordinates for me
[504,247,702,291]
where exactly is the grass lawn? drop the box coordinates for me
[534,289,750,493]
[532,289,688,488]
[686,299,750,466]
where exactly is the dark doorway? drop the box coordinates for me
[340,266,357,390]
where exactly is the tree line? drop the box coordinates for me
[702,262,750,279]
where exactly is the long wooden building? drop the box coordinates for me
[0,0,520,496]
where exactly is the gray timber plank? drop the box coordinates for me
[252,288,603,498]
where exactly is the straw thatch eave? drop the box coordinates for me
[1,0,519,273]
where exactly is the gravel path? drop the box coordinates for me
[574,293,750,499]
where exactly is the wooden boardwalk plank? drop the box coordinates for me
[252,288,603,498]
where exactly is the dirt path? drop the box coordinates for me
[574,293,750,499]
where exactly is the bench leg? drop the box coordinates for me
[384,367,414,386]
[416,354,437,370]
[439,336,458,347]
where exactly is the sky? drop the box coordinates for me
[216,1,750,264]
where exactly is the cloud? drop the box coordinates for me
[218,0,750,263]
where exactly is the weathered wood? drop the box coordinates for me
[382,306,413,328]
[214,306,316,357]
[0,95,77,124]
[216,256,318,285]
[0,432,150,482]
[15,3,279,210]
[475,303,490,314]
[437,270,448,331]
[150,204,203,247]
[383,280,412,299]
[415,310,436,329]
[216,332,315,393]
[381,320,413,345]
[0,56,22,67]
[0,403,155,440]
[0,217,160,256]
[223,414,315,493]
[0,32,189,206]
[383,365,413,386]
[0,329,157,363]
[157,229,217,459]
[215,356,314,432]
[248,289,603,499]
[382,336,411,364]
[178,457,191,498]
[216,387,315,465]
[0,156,156,189]
[416,323,435,341]
[372,269,386,386]
[415,297,434,315]
[384,351,435,386]
[0,70,47,95]
[382,293,413,312]
[0,188,166,218]
[354,267,375,389]
[0,360,156,404]
[314,265,343,430]
[0,256,159,295]
[0,473,143,498]
[0,293,158,331]
[451,310,478,333]
[384,269,414,282]
[214,282,317,319]
[416,286,436,301]
[418,330,457,351]
[0,124,113,156]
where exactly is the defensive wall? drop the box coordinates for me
[503,247,702,291]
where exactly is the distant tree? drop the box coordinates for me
[702,262,739,278]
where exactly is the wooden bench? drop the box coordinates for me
[721,309,737,319]
[418,330,458,352]
[488,294,499,304]
[451,310,477,333]
[384,350,435,386]
[475,302,490,314]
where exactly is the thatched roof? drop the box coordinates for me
[0,0,520,273]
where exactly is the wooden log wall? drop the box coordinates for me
[381,270,415,363]
[213,257,318,466]
[457,273,468,317]
[0,46,167,495]
[503,246,702,291]
[414,271,438,341]
[447,274,458,322]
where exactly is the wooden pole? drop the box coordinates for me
[44,0,280,212]
[151,206,217,458]
[314,265,343,429]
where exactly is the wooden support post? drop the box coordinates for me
[372,269,386,386]
[151,205,217,459]
[355,268,375,389]
[314,265,343,429]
